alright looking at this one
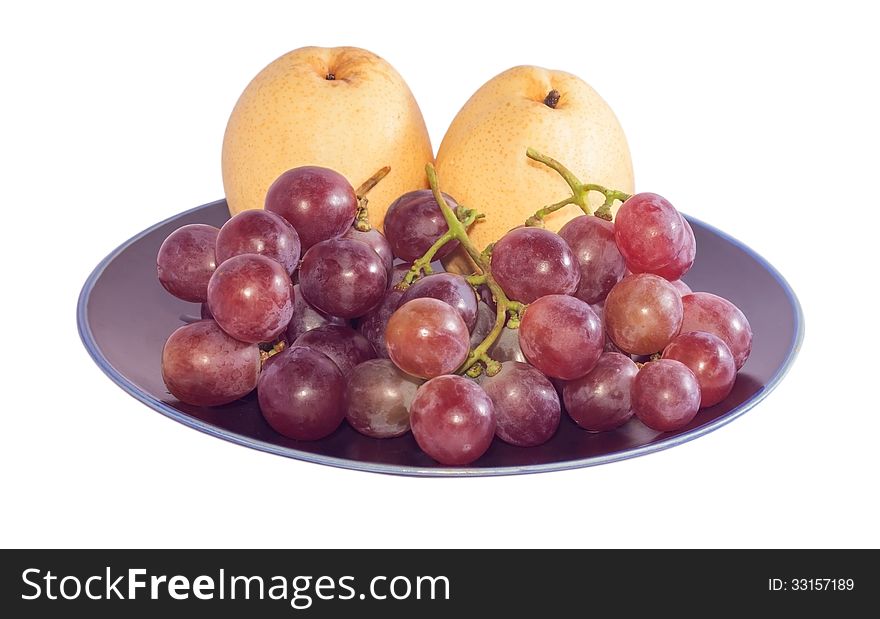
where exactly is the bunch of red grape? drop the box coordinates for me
[157,163,752,467]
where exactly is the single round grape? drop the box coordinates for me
[286,284,348,342]
[563,352,639,432]
[663,331,736,407]
[491,227,580,303]
[342,227,394,276]
[207,254,294,343]
[410,375,496,465]
[488,327,526,363]
[216,209,301,275]
[651,217,696,281]
[632,359,701,432]
[604,274,683,355]
[518,295,603,380]
[669,279,692,297]
[161,320,261,406]
[356,287,404,358]
[385,298,470,379]
[615,193,687,273]
[344,359,421,438]
[469,302,496,349]
[481,362,560,447]
[680,292,752,370]
[299,238,388,319]
[558,215,627,304]
[156,224,219,302]
[257,346,345,440]
[293,324,376,375]
[265,166,356,250]
[383,189,460,262]
[399,273,479,332]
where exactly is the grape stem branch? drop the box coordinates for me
[524,148,632,224]
[353,166,391,231]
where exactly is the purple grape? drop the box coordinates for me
[257,346,345,440]
[356,287,405,358]
[632,359,701,432]
[299,238,387,319]
[398,273,479,332]
[216,209,301,275]
[562,352,639,432]
[344,359,421,438]
[161,320,261,406]
[491,227,580,303]
[469,302,495,349]
[663,331,736,407]
[481,362,560,447]
[604,274,683,355]
[680,292,752,370]
[615,193,688,273]
[342,227,394,276]
[293,324,376,375]
[410,375,496,465]
[385,298,470,379]
[488,327,526,363]
[207,254,294,343]
[518,295,603,380]
[383,189,460,262]
[265,166,356,250]
[286,283,348,342]
[558,215,627,304]
[157,224,219,302]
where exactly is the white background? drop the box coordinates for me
[1,1,878,548]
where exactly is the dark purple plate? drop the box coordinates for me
[78,200,803,476]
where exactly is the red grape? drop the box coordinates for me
[410,375,496,465]
[680,292,752,370]
[562,352,638,432]
[651,217,696,281]
[344,359,421,438]
[299,238,387,319]
[615,193,687,273]
[558,215,627,304]
[481,362,560,447]
[286,283,348,342]
[604,274,683,355]
[257,346,345,440]
[157,224,219,302]
[663,331,736,407]
[161,320,260,406]
[518,295,603,380]
[356,287,404,358]
[632,359,701,432]
[265,166,356,250]
[383,189,460,261]
[399,273,479,332]
[216,209,301,275]
[342,227,394,276]
[491,227,580,303]
[385,298,470,379]
[207,254,294,343]
[293,324,376,375]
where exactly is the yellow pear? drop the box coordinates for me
[222,46,433,228]
[436,65,634,273]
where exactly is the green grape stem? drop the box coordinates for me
[353,166,391,232]
[525,147,631,226]
[405,164,524,378]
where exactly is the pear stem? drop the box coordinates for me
[525,147,631,226]
[353,166,391,232]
